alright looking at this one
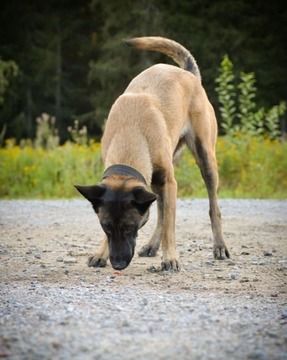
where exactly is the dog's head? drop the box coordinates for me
[75,182,157,270]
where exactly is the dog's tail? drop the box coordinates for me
[124,36,201,83]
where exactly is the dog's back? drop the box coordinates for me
[124,36,201,83]
[103,37,210,170]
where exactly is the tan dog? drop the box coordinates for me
[75,37,230,271]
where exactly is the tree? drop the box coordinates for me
[0,0,100,141]
[88,0,163,127]
[0,0,286,141]
[159,0,287,109]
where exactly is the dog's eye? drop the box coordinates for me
[101,223,112,235]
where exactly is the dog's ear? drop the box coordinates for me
[132,187,157,214]
[74,185,106,211]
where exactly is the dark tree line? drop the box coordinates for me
[0,0,286,142]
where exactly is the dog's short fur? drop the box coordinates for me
[75,36,230,271]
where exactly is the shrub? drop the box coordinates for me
[215,55,286,138]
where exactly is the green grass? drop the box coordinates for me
[1,136,286,199]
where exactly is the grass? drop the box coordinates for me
[1,136,287,199]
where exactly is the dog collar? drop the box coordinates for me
[102,164,147,185]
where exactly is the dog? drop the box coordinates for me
[75,36,230,271]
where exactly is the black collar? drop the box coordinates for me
[102,164,146,185]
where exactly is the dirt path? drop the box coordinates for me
[0,199,287,359]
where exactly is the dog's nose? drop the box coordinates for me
[110,256,129,270]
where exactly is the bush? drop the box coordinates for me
[215,55,286,138]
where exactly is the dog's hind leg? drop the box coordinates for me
[87,235,109,267]
[186,134,230,259]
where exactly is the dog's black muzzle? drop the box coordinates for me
[109,238,136,270]
[110,254,132,270]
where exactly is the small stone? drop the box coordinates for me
[34,254,41,259]
[226,260,236,266]
[265,330,278,338]
[38,312,49,321]
[229,273,239,280]
[241,251,250,255]
[147,265,160,273]
[205,260,215,266]
[263,251,273,257]
[56,257,63,262]
[247,350,267,360]
[258,259,267,265]
[278,260,287,269]
[52,341,61,349]
[63,258,77,264]
[213,267,223,272]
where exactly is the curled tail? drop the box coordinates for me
[124,36,201,83]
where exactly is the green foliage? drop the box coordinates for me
[176,136,287,199]
[1,136,286,199]
[215,55,286,138]
[1,1,286,142]
[0,141,103,199]
[0,58,18,105]
[265,102,287,139]
[238,72,257,134]
[214,55,236,134]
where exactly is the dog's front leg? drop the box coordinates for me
[138,184,163,257]
[139,170,180,271]
[87,235,109,268]
[160,174,180,271]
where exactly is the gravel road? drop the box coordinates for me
[0,199,287,360]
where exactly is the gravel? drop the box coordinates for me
[0,199,287,359]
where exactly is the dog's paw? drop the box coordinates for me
[138,244,158,257]
[87,255,107,268]
[161,258,181,272]
[213,245,230,260]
